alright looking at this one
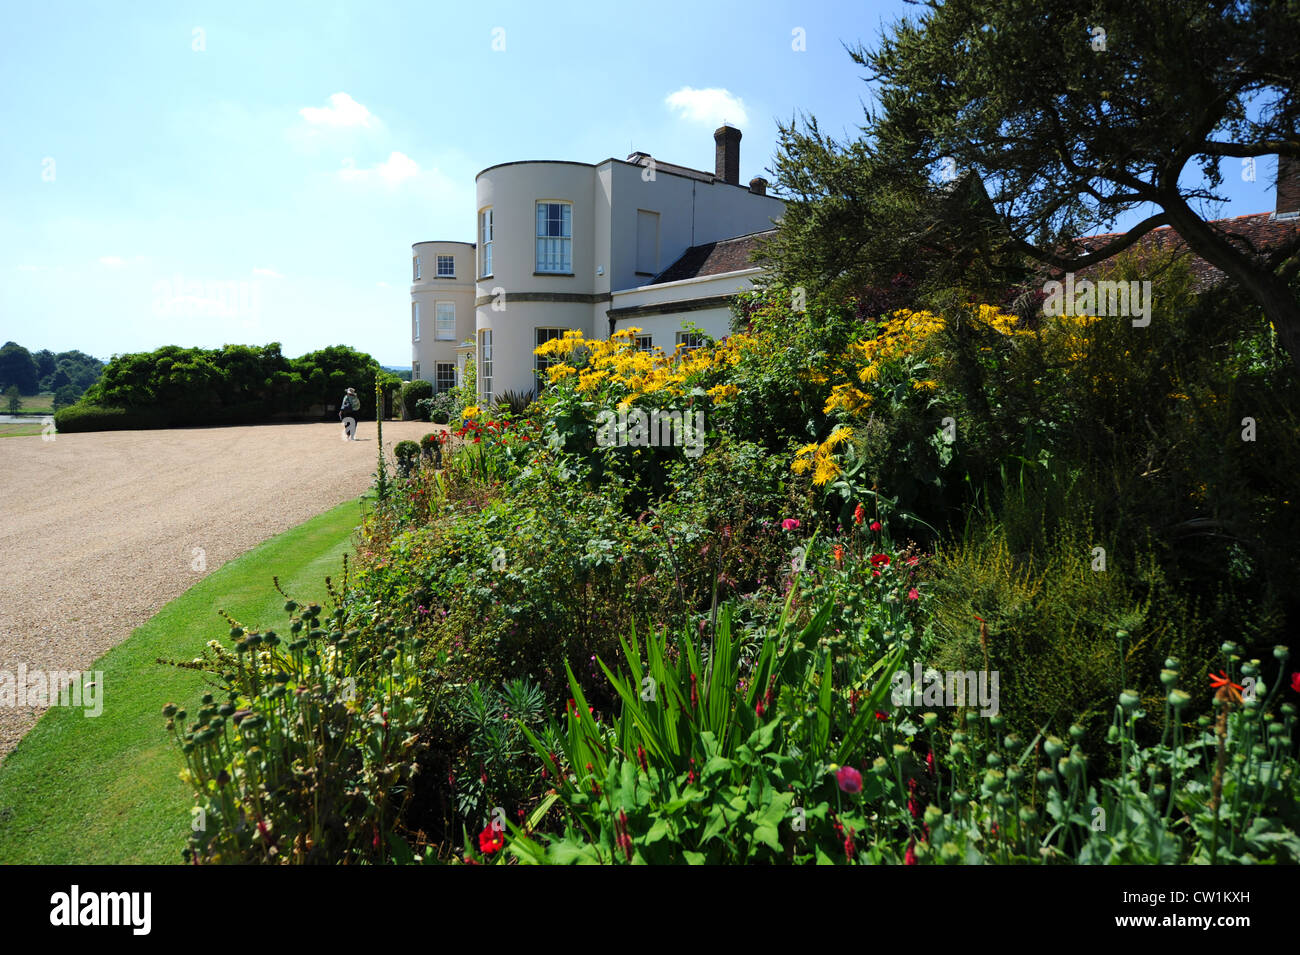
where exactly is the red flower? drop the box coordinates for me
[874,710,889,721]
[836,765,863,794]
[782,518,801,531]
[870,521,882,532]
[870,553,890,568]
[478,824,504,854]
[907,587,920,601]
[1291,672,1300,693]
[853,504,866,525]
[904,839,917,865]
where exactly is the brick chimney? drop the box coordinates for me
[1277,155,1300,216]
[714,125,741,185]
[748,176,768,195]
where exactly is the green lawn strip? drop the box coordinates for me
[0,496,371,864]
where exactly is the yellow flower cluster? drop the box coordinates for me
[799,305,1023,482]
[536,327,753,408]
[791,426,854,486]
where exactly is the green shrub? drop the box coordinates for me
[52,404,171,432]
[402,380,433,420]
[494,389,534,417]
[417,392,458,424]
[394,440,421,477]
[920,480,1224,763]
[163,572,427,864]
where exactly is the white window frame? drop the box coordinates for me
[635,334,654,352]
[676,331,704,351]
[412,360,420,381]
[479,329,493,406]
[412,302,420,342]
[413,256,421,281]
[435,301,456,340]
[479,208,493,277]
[436,254,455,278]
[535,200,572,274]
[434,361,456,394]
[534,327,565,393]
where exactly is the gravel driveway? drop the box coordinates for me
[0,420,434,758]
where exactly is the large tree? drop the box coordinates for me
[0,342,39,395]
[765,0,1300,360]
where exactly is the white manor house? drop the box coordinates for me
[409,125,785,404]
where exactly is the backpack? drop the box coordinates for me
[343,393,359,411]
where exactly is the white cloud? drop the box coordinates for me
[338,151,421,186]
[299,93,375,128]
[664,87,748,126]
[376,281,389,288]
[252,267,284,278]
[16,264,39,272]
[99,255,125,267]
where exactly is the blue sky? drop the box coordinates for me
[0,1,1284,366]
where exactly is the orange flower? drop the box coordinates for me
[1209,670,1244,704]
[833,544,844,565]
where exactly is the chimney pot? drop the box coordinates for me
[714,125,742,185]
[1277,155,1300,216]
[749,176,768,196]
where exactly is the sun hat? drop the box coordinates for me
[346,387,356,394]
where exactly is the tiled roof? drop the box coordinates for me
[651,229,776,284]
[1064,212,1299,292]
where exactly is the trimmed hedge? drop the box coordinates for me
[401,380,433,420]
[53,405,172,433]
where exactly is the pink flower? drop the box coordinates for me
[907,587,920,601]
[836,765,863,794]
[782,519,801,531]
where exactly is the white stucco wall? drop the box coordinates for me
[443,150,785,403]
[412,241,475,389]
[608,269,760,346]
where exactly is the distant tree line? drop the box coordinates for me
[0,342,105,410]
[55,342,399,431]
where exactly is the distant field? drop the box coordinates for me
[13,393,54,414]
[0,422,45,438]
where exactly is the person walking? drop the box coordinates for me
[340,386,361,440]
